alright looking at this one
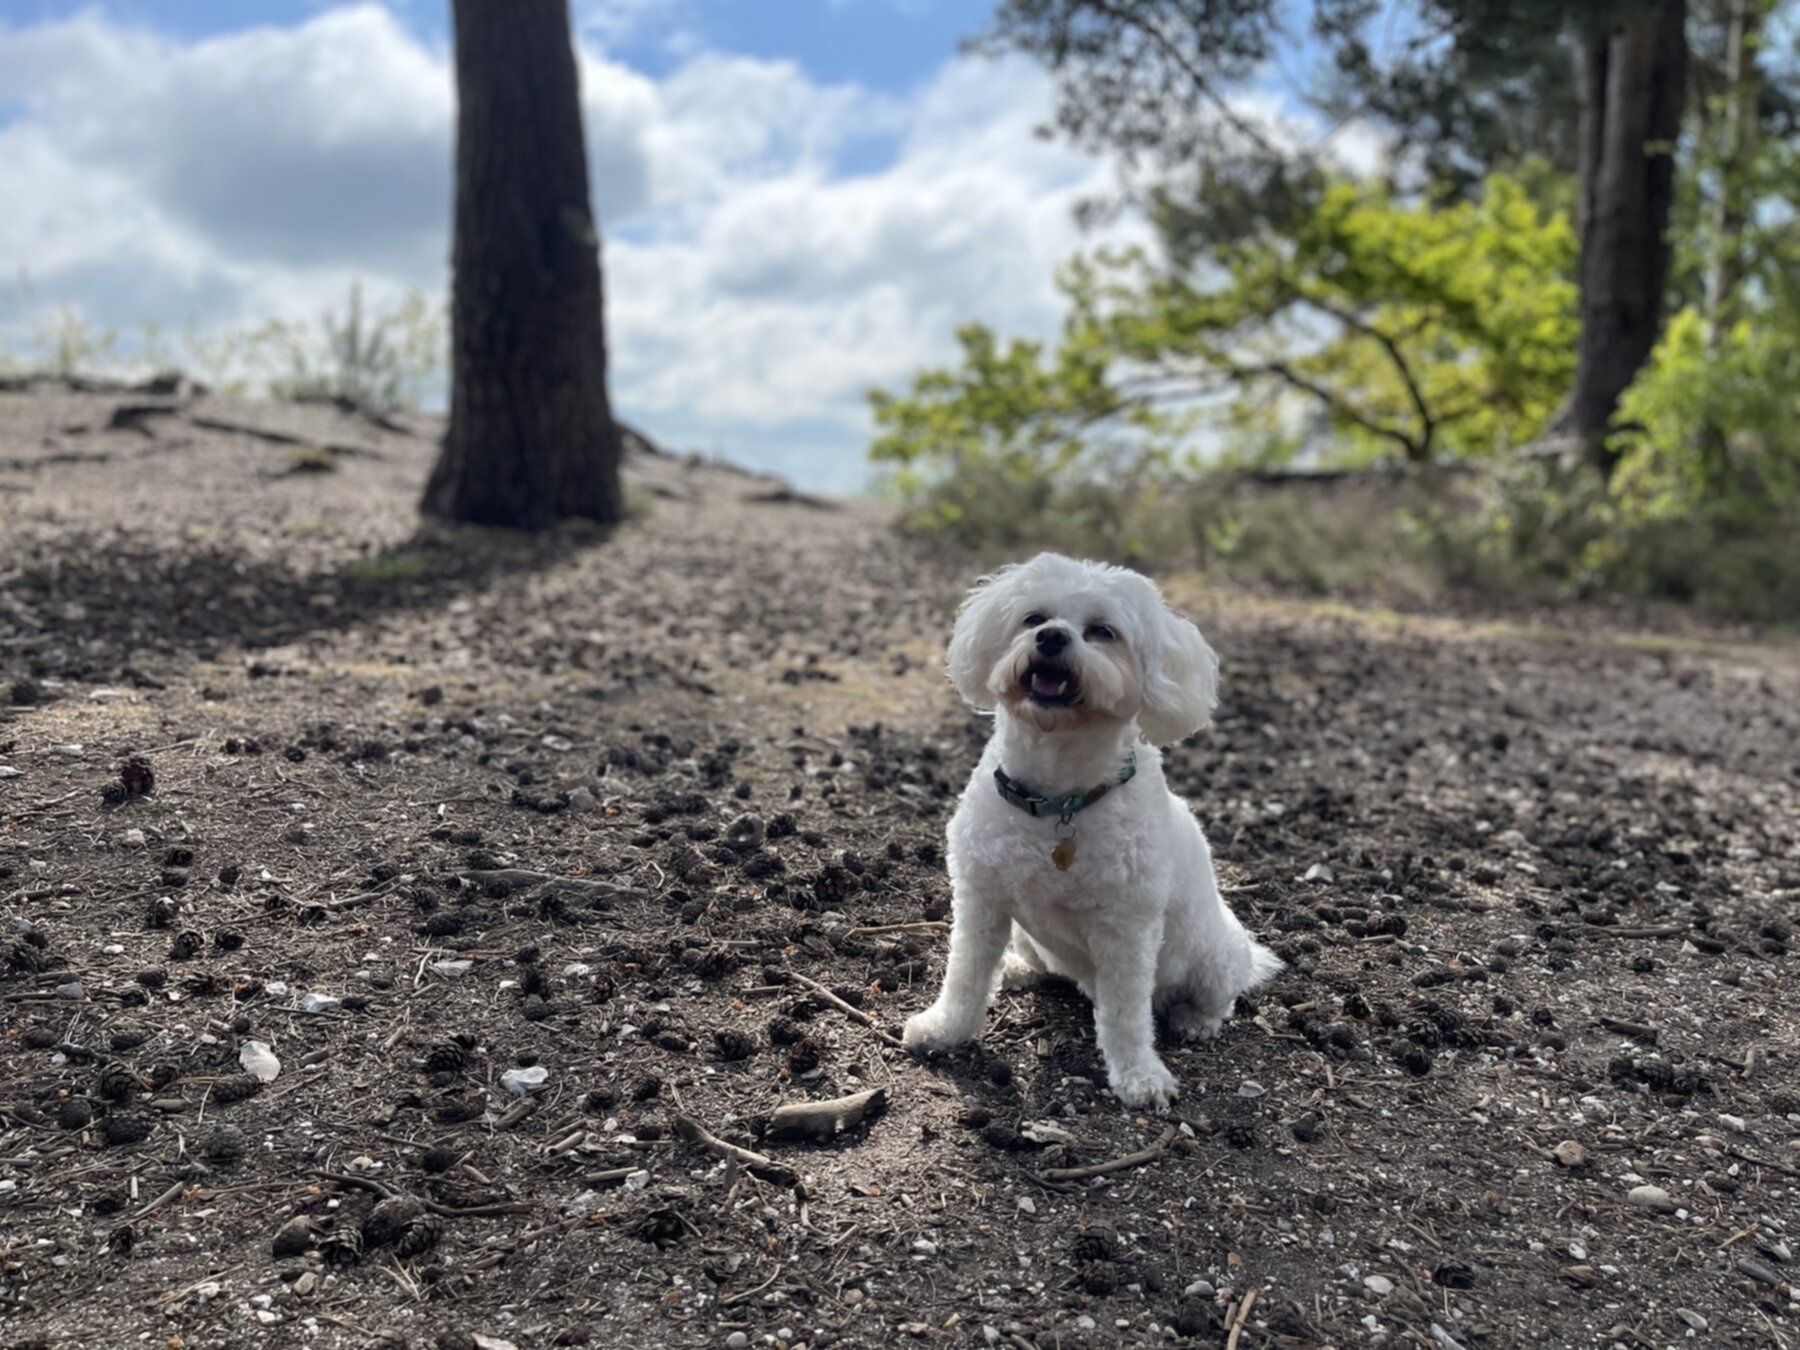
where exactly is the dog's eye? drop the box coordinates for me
[1084,624,1116,643]
[1022,612,1046,627]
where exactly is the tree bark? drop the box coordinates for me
[1565,0,1686,472]
[423,0,623,530]
[1704,0,1765,337]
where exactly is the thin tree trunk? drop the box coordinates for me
[1565,0,1687,473]
[1704,0,1765,337]
[423,0,623,530]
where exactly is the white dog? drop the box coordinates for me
[902,553,1282,1111]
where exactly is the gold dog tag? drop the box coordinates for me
[1051,837,1077,871]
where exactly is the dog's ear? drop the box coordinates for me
[1138,604,1218,746]
[946,565,1017,709]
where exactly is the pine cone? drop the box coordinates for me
[319,1224,364,1267]
[98,1062,141,1101]
[168,930,204,960]
[362,1194,428,1248]
[270,1215,318,1258]
[395,1211,443,1258]
[201,1125,247,1163]
[432,1092,484,1124]
[210,1074,264,1105]
[424,1041,470,1074]
[100,1115,153,1148]
[119,756,156,797]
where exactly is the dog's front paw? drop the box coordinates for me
[1108,1058,1180,1113]
[902,1007,972,1055]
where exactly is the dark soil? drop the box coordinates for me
[2,390,1797,1349]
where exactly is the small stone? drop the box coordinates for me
[911,1238,939,1256]
[122,828,146,848]
[432,960,474,979]
[1183,1280,1215,1299]
[1303,863,1334,883]
[569,787,598,814]
[55,981,85,1001]
[1737,1258,1781,1286]
[298,992,340,1014]
[1627,1184,1677,1213]
[1017,1196,1036,1215]
[1552,1140,1588,1168]
[1363,1274,1394,1296]
[1676,1309,1707,1332]
[726,1334,750,1350]
[1237,1080,1267,1099]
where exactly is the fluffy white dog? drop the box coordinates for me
[902,553,1282,1111]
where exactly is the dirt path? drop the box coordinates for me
[2,392,1797,1349]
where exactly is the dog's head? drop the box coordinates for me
[945,552,1218,744]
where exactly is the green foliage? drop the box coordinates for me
[868,172,1577,536]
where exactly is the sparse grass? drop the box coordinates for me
[284,445,341,474]
[342,549,448,584]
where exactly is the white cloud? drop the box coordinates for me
[0,5,1126,491]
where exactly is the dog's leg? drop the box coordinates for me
[903,895,1009,1052]
[1089,919,1179,1112]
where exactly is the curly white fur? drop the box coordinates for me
[905,552,1282,1111]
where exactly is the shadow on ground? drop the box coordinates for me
[2,524,612,680]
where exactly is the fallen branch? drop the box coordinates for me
[1582,924,1685,939]
[466,1215,586,1272]
[1036,1125,1178,1183]
[1599,1017,1659,1042]
[1225,1286,1259,1350]
[310,1170,534,1218]
[672,1115,799,1187]
[780,968,903,1048]
[767,1087,888,1142]
[451,868,626,901]
[845,922,949,938]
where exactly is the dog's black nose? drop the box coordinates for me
[1035,628,1070,656]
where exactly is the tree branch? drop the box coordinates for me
[1081,0,1280,158]
[1293,294,1437,461]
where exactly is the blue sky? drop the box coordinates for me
[0,2,1362,490]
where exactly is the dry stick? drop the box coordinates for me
[767,1088,889,1143]
[1224,1286,1259,1350]
[1035,1125,1179,1183]
[466,1215,586,1272]
[310,1170,534,1218]
[844,922,948,937]
[673,1115,799,1188]
[1582,924,1686,939]
[781,968,903,1049]
[720,1268,785,1308]
[131,1179,192,1221]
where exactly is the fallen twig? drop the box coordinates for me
[1035,1125,1179,1183]
[310,1170,534,1218]
[1582,924,1685,939]
[767,1087,887,1142]
[780,968,903,1048]
[844,922,948,938]
[673,1115,799,1187]
[1224,1286,1259,1350]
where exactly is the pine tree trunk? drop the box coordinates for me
[1565,0,1686,472]
[423,0,623,530]
[1704,0,1765,336]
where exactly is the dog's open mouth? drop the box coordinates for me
[1024,662,1080,707]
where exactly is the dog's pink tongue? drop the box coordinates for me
[1031,671,1066,697]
